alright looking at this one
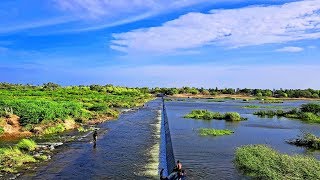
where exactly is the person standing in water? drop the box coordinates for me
[93,130,98,143]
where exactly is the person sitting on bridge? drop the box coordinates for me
[173,160,182,172]
[160,168,185,180]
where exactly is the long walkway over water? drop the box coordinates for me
[20,99,163,180]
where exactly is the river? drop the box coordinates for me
[19,99,162,180]
[165,99,320,179]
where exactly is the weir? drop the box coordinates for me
[161,98,176,176]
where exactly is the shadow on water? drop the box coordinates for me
[19,99,162,180]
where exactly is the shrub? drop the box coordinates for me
[235,145,320,179]
[16,139,37,151]
[0,147,36,173]
[184,110,246,121]
[199,128,234,136]
[224,112,241,121]
[43,124,65,135]
[301,103,320,114]
[299,112,320,123]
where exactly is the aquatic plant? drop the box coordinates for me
[301,103,320,114]
[254,103,320,123]
[16,139,37,151]
[235,145,320,179]
[259,99,284,104]
[198,128,234,136]
[288,133,320,150]
[184,110,246,121]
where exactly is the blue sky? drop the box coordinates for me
[0,0,320,88]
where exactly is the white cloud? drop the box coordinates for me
[111,0,320,53]
[275,46,304,52]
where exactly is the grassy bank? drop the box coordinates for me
[253,103,320,123]
[198,128,234,136]
[235,145,320,179]
[0,83,152,137]
[0,139,41,173]
[184,109,247,121]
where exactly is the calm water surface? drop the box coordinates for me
[165,99,320,179]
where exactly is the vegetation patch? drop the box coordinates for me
[206,99,225,102]
[43,124,66,135]
[235,145,320,179]
[199,128,234,136]
[16,139,37,151]
[259,99,284,104]
[287,133,320,150]
[184,110,247,121]
[254,103,320,123]
[0,126,4,135]
[242,105,284,109]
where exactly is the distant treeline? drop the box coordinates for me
[150,87,320,98]
[0,82,319,98]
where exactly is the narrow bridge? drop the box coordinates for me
[161,98,176,176]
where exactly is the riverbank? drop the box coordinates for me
[0,105,146,178]
[169,93,320,101]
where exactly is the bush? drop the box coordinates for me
[224,112,241,121]
[199,128,234,136]
[301,103,320,114]
[235,145,320,179]
[0,147,36,173]
[299,112,320,123]
[43,124,65,135]
[184,110,246,121]
[16,139,37,151]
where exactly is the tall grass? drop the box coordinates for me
[0,85,152,130]
[235,145,320,179]
[16,139,37,151]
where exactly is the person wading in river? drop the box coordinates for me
[93,130,98,143]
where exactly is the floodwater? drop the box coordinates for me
[19,99,162,180]
[165,99,320,179]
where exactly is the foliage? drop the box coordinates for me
[184,110,246,121]
[235,145,320,180]
[259,99,284,104]
[254,103,320,123]
[0,147,36,173]
[0,126,4,135]
[43,124,66,135]
[16,139,37,151]
[288,133,320,150]
[301,103,320,114]
[0,83,151,129]
[198,128,234,136]
[224,112,241,121]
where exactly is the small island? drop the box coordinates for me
[253,103,320,123]
[184,109,247,121]
[198,128,234,136]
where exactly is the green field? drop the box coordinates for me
[0,83,152,134]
